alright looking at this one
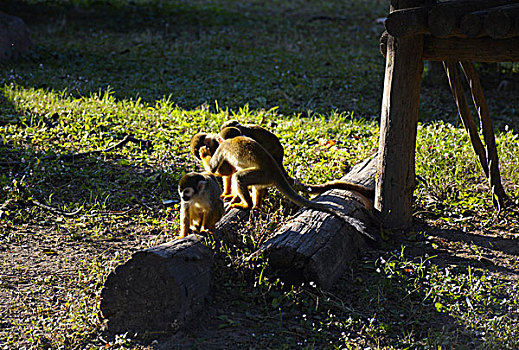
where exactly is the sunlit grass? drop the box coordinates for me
[1,0,518,348]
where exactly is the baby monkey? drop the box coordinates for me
[177,172,224,239]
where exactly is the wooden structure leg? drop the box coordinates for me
[460,61,508,208]
[443,61,489,177]
[443,60,507,209]
[375,33,424,229]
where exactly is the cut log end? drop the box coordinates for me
[100,236,213,335]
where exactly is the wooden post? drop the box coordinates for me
[375,0,427,229]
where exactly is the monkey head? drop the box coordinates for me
[190,132,219,160]
[178,172,215,202]
[220,119,241,131]
[219,126,243,141]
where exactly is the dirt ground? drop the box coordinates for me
[1,209,518,348]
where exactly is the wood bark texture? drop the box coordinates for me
[384,1,519,38]
[423,37,519,62]
[261,156,378,290]
[460,4,519,38]
[427,0,519,37]
[100,235,214,335]
[385,6,430,38]
[376,27,423,228]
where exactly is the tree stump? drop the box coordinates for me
[261,156,378,290]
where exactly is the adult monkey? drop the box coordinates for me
[198,135,375,241]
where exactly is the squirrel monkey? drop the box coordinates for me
[177,172,224,239]
[191,122,375,208]
[199,136,375,240]
[190,132,235,198]
[220,120,284,165]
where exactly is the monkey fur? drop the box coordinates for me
[192,122,374,209]
[199,136,375,240]
[177,172,224,239]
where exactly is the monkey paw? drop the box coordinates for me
[199,146,211,158]
[220,193,234,201]
[230,203,251,210]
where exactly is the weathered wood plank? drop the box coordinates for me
[423,37,519,62]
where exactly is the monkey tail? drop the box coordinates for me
[305,180,375,198]
[274,173,376,241]
[280,169,374,199]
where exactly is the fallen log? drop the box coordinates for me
[261,156,378,290]
[100,207,251,335]
[100,157,378,333]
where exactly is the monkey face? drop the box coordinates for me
[190,132,219,160]
[178,172,208,202]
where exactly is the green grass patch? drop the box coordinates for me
[1,0,518,348]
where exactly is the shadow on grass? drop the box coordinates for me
[1,0,387,116]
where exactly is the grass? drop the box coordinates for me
[1,0,518,348]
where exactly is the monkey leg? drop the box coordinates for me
[252,187,266,209]
[221,175,234,199]
[229,168,259,210]
[178,208,190,239]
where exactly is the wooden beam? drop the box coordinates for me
[423,37,519,62]
[385,0,519,38]
[385,6,430,38]
[375,1,427,229]
[460,4,519,38]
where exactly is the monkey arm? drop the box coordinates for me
[178,204,190,238]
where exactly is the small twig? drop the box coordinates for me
[41,135,153,162]
[0,135,153,166]
[30,198,83,217]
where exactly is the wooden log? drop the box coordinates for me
[460,61,508,208]
[443,61,489,177]
[460,4,519,38]
[423,37,519,62]
[100,205,252,335]
[261,156,378,290]
[459,13,484,38]
[485,7,513,38]
[385,6,430,38]
[100,235,214,335]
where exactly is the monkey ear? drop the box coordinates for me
[198,181,207,191]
